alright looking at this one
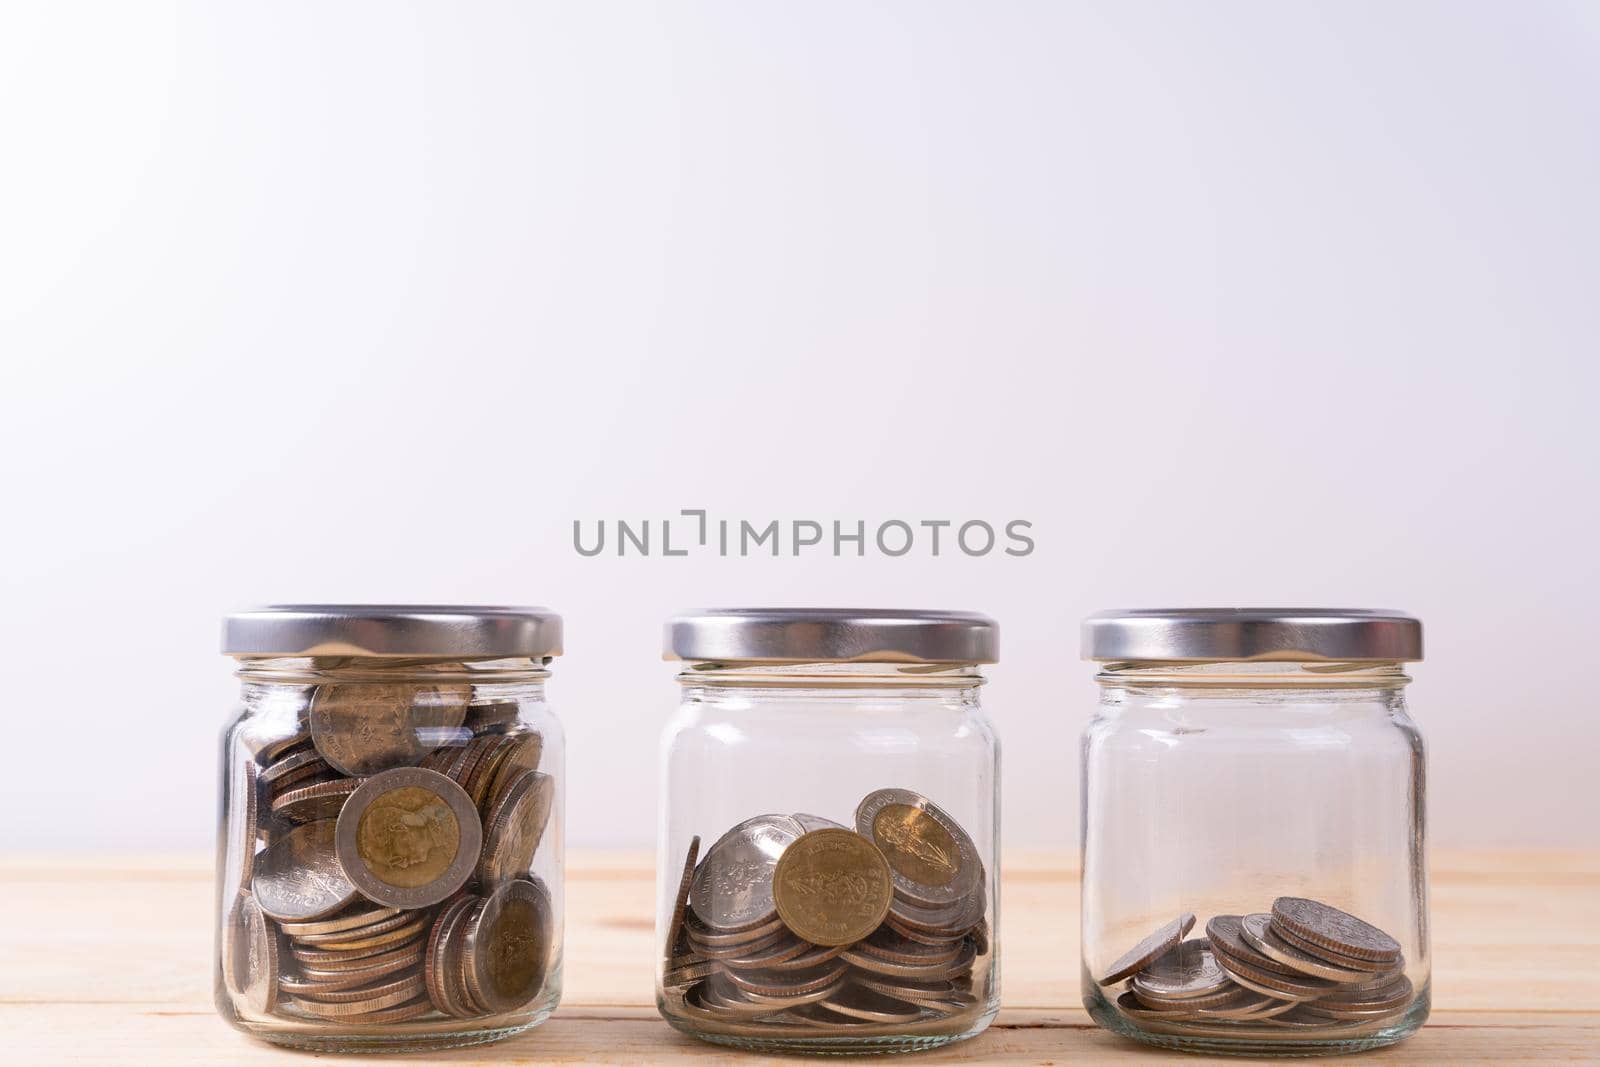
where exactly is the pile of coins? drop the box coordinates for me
[661,788,991,1036]
[221,676,556,1030]
[1101,896,1414,1038]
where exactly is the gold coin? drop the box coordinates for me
[855,789,980,908]
[310,683,469,777]
[772,828,894,947]
[335,767,483,909]
[463,878,553,1014]
[476,770,555,887]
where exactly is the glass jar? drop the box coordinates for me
[1079,609,1428,1056]
[215,606,565,1053]
[655,609,1002,1055]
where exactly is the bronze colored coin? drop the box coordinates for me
[1098,913,1196,985]
[1270,917,1398,972]
[1238,912,1375,983]
[1316,974,1415,1011]
[451,899,489,1016]
[465,700,521,732]
[335,767,483,909]
[1115,990,1203,1021]
[254,723,313,764]
[1131,980,1250,1013]
[884,915,966,947]
[461,735,518,810]
[463,878,554,1014]
[278,904,402,938]
[271,778,361,824]
[425,894,479,1018]
[1272,897,1401,962]
[252,820,359,921]
[1130,937,1233,1000]
[225,893,279,1014]
[663,835,700,964]
[888,883,985,937]
[855,789,980,907]
[771,828,894,947]
[484,731,544,810]
[285,974,427,1018]
[662,958,720,989]
[310,683,470,777]
[476,770,555,886]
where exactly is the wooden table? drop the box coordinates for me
[4,850,1596,1064]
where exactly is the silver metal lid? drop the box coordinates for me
[1082,608,1422,662]
[222,605,563,659]
[665,608,999,665]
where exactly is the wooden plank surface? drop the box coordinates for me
[2,849,1596,1064]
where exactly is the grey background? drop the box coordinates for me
[2,1,1596,850]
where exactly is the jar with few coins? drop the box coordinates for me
[1080,609,1430,1056]
[655,609,1002,1054]
[215,606,565,1052]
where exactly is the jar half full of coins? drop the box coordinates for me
[1080,609,1430,1056]
[216,606,565,1052]
[656,609,1002,1054]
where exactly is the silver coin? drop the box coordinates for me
[226,892,280,1015]
[790,812,846,833]
[855,788,980,908]
[1098,912,1195,985]
[689,814,803,931]
[663,835,700,965]
[334,767,483,909]
[1271,917,1399,973]
[1131,937,1233,1000]
[818,984,926,1024]
[1271,897,1401,962]
[1239,912,1375,983]
[252,820,359,921]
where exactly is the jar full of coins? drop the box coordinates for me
[656,609,1001,1054]
[216,606,565,1052]
[1080,609,1428,1056]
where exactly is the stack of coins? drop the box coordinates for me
[661,788,990,1035]
[221,671,557,1030]
[1102,897,1414,1038]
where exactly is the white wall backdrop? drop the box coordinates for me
[2,1,1596,851]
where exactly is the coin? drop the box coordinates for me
[663,835,700,965]
[1271,897,1401,963]
[253,820,359,921]
[224,761,260,898]
[1238,912,1374,983]
[1130,937,1232,1000]
[817,984,925,1024]
[335,767,483,909]
[484,731,544,808]
[855,789,979,908]
[1098,913,1196,985]
[278,904,402,938]
[772,828,894,947]
[476,770,555,886]
[791,813,846,833]
[285,974,427,1017]
[690,814,803,931]
[462,878,554,1013]
[271,778,362,824]
[1270,917,1399,973]
[310,684,469,777]
[226,893,279,1014]
[425,894,479,1018]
